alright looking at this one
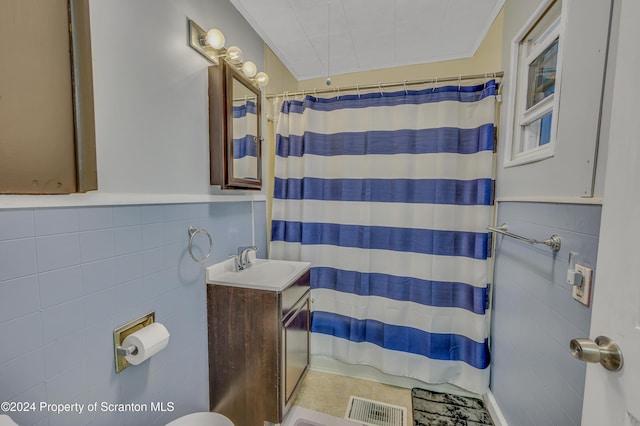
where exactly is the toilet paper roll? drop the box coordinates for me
[122,322,170,365]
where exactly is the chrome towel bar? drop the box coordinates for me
[487,223,561,252]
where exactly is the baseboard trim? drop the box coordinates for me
[484,389,508,426]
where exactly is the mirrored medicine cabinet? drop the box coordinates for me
[208,60,262,190]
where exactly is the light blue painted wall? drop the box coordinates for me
[0,201,267,426]
[88,0,265,195]
[0,1,271,423]
[490,202,601,425]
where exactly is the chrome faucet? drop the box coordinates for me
[235,246,258,271]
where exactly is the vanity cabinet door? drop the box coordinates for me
[207,286,279,426]
[283,293,310,407]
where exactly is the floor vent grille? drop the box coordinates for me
[345,396,407,426]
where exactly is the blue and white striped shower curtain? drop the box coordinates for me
[270,81,496,394]
[232,100,258,179]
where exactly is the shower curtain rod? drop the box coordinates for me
[265,71,503,99]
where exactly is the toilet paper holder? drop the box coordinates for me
[113,311,155,373]
[116,344,138,357]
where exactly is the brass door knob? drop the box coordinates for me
[570,336,623,372]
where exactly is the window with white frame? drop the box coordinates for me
[505,0,564,167]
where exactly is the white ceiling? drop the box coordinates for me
[228,0,504,81]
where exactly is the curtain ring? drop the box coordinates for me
[379,82,383,96]
[404,80,408,95]
[356,84,361,98]
[314,88,317,97]
[432,77,438,92]
[336,86,340,100]
[458,75,462,91]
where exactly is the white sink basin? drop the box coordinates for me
[206,257,310,291]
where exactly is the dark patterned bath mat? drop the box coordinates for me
[411,388,493,426]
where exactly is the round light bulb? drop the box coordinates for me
[241,61,257,78]
[255,72,269,87]
[205,29,225,50]
[225,46,243,64]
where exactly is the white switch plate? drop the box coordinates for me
[572,264,592,306]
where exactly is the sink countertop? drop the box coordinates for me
[206,256,311,292]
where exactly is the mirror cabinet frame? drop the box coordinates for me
[208,61,262,190]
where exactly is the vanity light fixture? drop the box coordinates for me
[188,19,224,65]
[254,72,269,87]
[188,18,268,86]
[225,45,243,64]
[241,61,257,78]
[205,28,225,50]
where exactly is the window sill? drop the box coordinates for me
[503,146,555,168]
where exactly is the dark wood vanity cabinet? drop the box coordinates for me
[207,269,311,426]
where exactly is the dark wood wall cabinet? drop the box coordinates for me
[208,60,262,190]
[207,269,310,426]
[0,0,97,194]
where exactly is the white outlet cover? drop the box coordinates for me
[572,264,593,306]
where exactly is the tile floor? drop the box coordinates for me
[291,370,414,424]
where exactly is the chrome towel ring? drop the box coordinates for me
[188,226,212,263]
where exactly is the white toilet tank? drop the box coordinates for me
[165,412,234,426]
[0,415,18,426]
